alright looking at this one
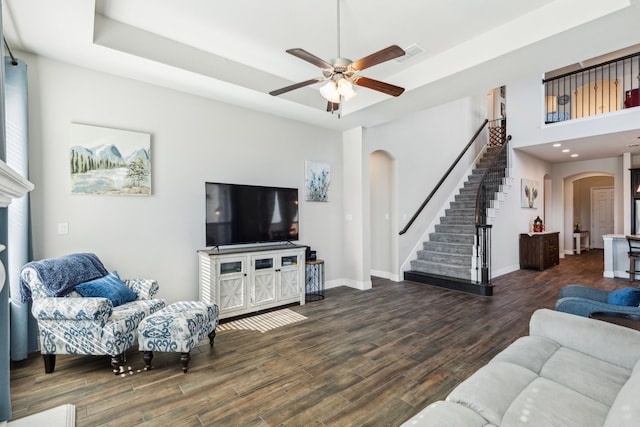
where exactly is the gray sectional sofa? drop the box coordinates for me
[402,308,640,427]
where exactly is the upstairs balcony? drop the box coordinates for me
[543,50,640,124]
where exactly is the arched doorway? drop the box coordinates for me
[565,173,614,251]
[369,150,397,280]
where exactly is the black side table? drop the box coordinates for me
[305,260,325,302]
[589,311,640,331]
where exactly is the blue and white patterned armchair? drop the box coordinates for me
[20,253,166,374]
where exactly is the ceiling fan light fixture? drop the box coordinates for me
[320,81,340,103]
[337,77,357,101]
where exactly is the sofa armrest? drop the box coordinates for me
[559,284,609,302]
[32,297,112,324]
[530,308,640,369]
[123,279,159,300]
[555,296,640,318]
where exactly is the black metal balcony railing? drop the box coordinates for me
[543,51,640,123]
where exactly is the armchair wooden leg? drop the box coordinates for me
[111,353,125,375]
[42,354,56,374]
[208,329,216,347]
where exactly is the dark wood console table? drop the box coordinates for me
[519,232,559,271]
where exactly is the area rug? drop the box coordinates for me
[217,308,307,333]
[5,404,75,427]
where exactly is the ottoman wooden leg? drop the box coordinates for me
[208,329,216,347]
[181,352,190,373]
[143,351,153,370]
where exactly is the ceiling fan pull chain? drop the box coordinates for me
[336,0,341,58]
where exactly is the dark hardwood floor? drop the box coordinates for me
[9,249,627,426]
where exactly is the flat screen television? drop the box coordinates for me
[205,182,299,247]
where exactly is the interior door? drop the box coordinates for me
[591,187,614,249]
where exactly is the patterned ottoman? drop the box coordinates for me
[137,301,219,372]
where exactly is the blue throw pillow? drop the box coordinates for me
[75,271,138,307]
[607,288,640,306]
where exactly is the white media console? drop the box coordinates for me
[198,244,306,319]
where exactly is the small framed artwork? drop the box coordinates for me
[70,123,151,195]
[305,161,330,202]
[500,102,506,118]
[500,85,506,99]
[521,178,539,208]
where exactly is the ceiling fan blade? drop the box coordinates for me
[352,76,405,97]
[349,45,406,72]
[269,77,325,96]
[326,101,340,112]
[286,48,334,70]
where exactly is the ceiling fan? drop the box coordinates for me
[269,0,406,114]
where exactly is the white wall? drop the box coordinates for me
[23,51,639,300]
[491,149,551,277]
[364,96,488,276]
[23,53,344,304]
[508,70,640,149]
[505,71,632,270]
[341,127,371,289]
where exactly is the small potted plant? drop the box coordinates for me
[574,222,581,233]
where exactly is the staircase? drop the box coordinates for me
[404,145,508,295]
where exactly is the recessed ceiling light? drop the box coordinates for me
[562,149,570,153]
[553,143,562,147]
[571,154,579,157]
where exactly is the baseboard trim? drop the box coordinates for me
[404,270,493,296]
[370,269,400,282]
[325,278,372,290]
[491,264,519,278]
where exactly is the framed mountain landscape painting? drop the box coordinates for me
[70,123,151,195]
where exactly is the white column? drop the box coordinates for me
[342,127,371,290]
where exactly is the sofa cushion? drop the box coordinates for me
[607,287,640,306]
[604,361,640,427]
[75,271,138,307]
[490,336,560,374]
[446,361,537,425]
[501,376,609,427]
[539,346,631,406]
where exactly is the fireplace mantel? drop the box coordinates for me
[0,160,33,208]
[0,159,33,293]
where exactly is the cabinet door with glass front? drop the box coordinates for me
[251,255,277,306]
[217,256,247,313]
[279,253,301,301]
